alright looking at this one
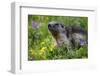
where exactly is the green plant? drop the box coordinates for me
[28,15,88,60]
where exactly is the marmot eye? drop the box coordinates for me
[61,25,64,28]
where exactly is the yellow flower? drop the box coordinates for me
[41,42,45,45]
[40,47,46,52]
[50,48,53,51]
[50,45,55,51]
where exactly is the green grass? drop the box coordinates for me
[28,15,88,60]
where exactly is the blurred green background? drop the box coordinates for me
[28,15,88,60]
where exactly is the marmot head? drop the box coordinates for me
[48,21,66,36]
[48,21,71,47]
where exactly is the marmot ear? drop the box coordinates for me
[60,23,65,28]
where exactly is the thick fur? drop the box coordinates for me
[48,21,87,49]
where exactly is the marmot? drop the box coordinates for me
[48,21,87,49]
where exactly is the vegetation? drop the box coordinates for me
[28,15,88,60]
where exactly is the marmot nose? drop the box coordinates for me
[48,24,51,28]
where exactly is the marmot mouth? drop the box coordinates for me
[48,28,58,36]
[49,29,59,34]
[50,30,58,34]
[48,27,58,32]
